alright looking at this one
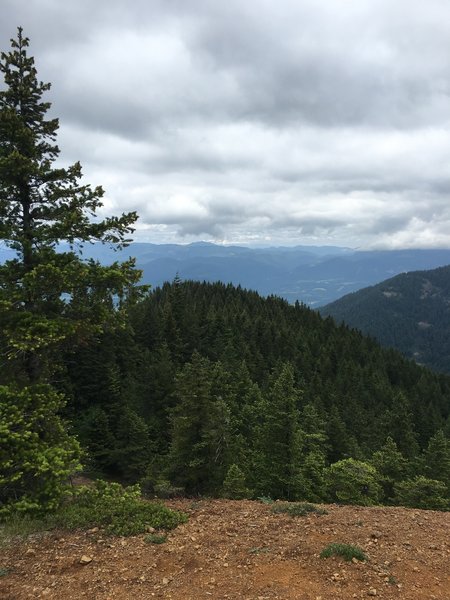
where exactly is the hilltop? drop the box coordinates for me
[1,499,449,599]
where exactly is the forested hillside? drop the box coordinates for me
[65,280,450,507]
[321,265,450,374]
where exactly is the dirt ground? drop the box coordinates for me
[1,499,449,599]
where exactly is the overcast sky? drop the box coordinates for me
[2,0,450,248]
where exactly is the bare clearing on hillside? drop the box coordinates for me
[1,500,449,599]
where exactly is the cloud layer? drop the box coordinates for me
[2,0,450,247]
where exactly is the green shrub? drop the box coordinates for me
[394,477,449,511]
[326,459,381,506]
[271,502,328,516]
[153,479,185,499]
[52,480,187,536]
[320,543,367,562]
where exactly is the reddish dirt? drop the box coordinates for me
[1,499,449,599]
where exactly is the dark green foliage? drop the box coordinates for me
[111,407,152,482]
[296,403,328,501]
[320,543,367,561]
[168,353,230,495]
[370,437,409,504]
[51,480,187,536]
[394,477,449,511]
[256,363,303,499]
[68,279,450,507]
[270,502,328,516]
[130,280,450,464]
[152,480,185,499]
[422,430,450,489]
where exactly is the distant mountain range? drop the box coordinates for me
[320,264,450,374]
[2,241,450,306]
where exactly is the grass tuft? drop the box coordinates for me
[320,543,367,562]
[249,546,271,554]
[144,533,167,544]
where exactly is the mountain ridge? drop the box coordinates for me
[320,264,450,373]
[2,241,450,305]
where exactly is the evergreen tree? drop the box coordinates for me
[258,363,303,499]
[76,405,116,474]
[111,406,152,482]
[296,402,327,501]
[0,29,144,514]
[168,352,230,494]
[370,437,408,503]
[223,464,251,499]
[423,430,450,489]
[384,392,419,459]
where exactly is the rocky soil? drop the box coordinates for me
[1,499,449,599]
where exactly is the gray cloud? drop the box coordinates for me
[2,0,450,248]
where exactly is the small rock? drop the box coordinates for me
[162,577,170,585]
[368,589,377,596]
[79,555,93,565]
[371,531,382,539]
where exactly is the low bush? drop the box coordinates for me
[152,479,185,499]
[52,480,187,536]
[320,543,367,562]
[326,459,381,506]
[271,502,328,516]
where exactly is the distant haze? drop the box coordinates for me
[2,1,450,248]
[3,241,450,306]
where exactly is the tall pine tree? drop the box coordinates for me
[0,28,144,514]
